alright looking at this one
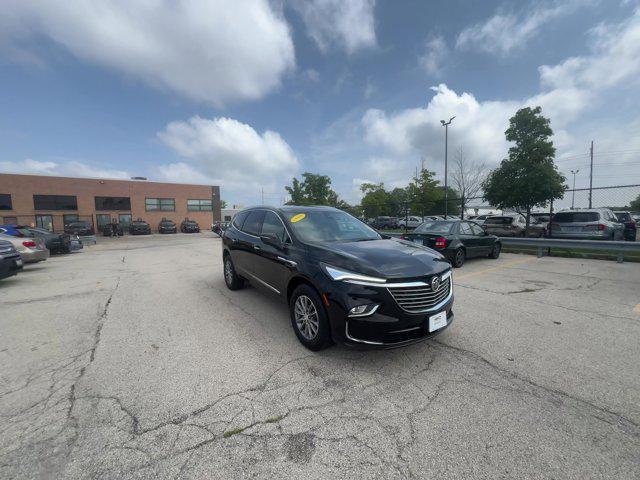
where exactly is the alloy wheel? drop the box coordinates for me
[224,258,234,285]
[294,295,319,340]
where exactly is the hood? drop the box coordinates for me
[307,238,449,279]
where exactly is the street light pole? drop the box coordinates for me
[440,116,455,219]
[570,169,579,209]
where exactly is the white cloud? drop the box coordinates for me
[456,1,587,55]
[289,0,376,53]
[418,36,447,76]
[158,116,299,199]
[0,159,129,179]
[302,68,320,82]
[0,0,295,106]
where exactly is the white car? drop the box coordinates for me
[397,216,424,229]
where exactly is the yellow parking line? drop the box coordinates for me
[455,257,537,280]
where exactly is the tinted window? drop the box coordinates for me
[414,221,454,234]
[232,211,250,229]
[485,217,514,225]
[242,210,265,236]
[261,211,288,242]
[285,210,380,242]
[554,212,599,222]
[615,212,631,221]
[33,195,77,211]
[459,222,473,235]
[0,194,12,210]
[146,198,175,211]
[187,199,213,211]
[95,196,131,211]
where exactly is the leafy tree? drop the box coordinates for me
[630,193,640,212]
[360,182,392,219]
[405,169,446,216]
[220,200,228,209]
[483,106,566,226]
[285,172,348,207]
[389,187,408,217]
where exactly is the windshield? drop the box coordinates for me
[285,210,381,242]
[414,221,454,233]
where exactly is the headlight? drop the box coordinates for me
[322,264,386,285]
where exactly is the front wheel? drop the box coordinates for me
[452,248,465,268]
[223,255,245,290]
[489,242,501,259]
[289,285,332,351]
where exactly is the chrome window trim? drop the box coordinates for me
[236,208,293,245]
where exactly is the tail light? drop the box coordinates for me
[584,224,606,231]
[22,240,36,247]
[598,224,606,231]
[435,237,446,249]
[399,235,406,240]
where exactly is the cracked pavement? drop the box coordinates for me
[1,232,639,479]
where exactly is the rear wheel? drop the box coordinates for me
[289,285,331,351]
[452,248,465,268]
[223,254,245,290]
[489,242,501,259]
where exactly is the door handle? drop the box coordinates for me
[277,256,297,268]
[253,245,261,251]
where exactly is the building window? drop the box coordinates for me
[146,198,175,211]
[224,215,232,221]
[33,194,78,211]
[95,196,131,211]
[63,214,79,226]
[35,215,54,231]
[187,199,213,211]
[0,194,12,210]
[96,214,111,230]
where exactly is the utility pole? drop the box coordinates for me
[440,116,455,219]
[261,187,264,205]
[570,169,579,209]
[588,141,593,208]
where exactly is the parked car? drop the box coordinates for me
[550,208,624,240]
[180,219,200,233]
[129,219,151,235]
[158,218,177,234]
[397,215,424,229]
[470,214,491,226]
[0,239,23,280]
[69,235,83,251]
[531,212,551,225]
[401,219,501,268]
[483,214,546,237]
[222,206,453,350]
[101,222,124,237]
[212,221,229,236]
[13,226,71,254]
[64,220,94,236]
[370,216,398,230]
[613,211,637,241]
[0,233,49,263]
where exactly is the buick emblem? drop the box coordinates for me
[431,275,441,291]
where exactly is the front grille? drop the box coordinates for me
[388,276,451,313]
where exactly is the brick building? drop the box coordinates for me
[0,173,221,233]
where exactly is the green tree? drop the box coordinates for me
[360,182,392,219]
[405,169,444,216]
[389,187,408,217]
[220,199,228,209]
[285,172,348,207]
[630,193,640,211]
[482,106,566,226]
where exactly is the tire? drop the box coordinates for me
[452,248,465,268]
[289,285,332,351]
[223,254,245,290]
[489,242,501,259]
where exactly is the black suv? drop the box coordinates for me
[158,218,177,234]
[129,219,151,235]
[64,220,94,236]
[222,206,453,350]
[180,219,200,233]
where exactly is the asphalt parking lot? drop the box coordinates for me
[1,233,639,479]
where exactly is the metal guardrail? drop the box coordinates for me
[500,237,640,263]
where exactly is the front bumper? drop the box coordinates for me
[159,228,177,234]
[322,271,454,348]
[0,255,23,279]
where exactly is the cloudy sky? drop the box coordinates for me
[1,0,639,206]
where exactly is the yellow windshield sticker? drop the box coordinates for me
[290,213,306,223]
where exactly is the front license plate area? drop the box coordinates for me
[428,311,447,332]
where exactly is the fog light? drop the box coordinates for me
[348,304,379,317]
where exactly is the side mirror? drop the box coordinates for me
[260,233,283,249]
